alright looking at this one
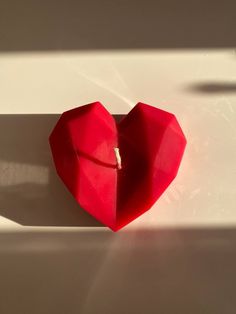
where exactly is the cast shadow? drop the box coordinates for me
[0,0,235,51]
[185,82,236,94]
[0,113,124,227]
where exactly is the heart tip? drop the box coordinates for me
[108,225,122,232]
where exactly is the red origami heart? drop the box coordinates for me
[49,102,186,231]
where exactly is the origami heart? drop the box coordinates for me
[49,102,186,231]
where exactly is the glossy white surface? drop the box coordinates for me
[0,49,235,228]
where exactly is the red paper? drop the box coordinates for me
[49,102,186,231]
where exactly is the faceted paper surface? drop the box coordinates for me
[49,102,186,231]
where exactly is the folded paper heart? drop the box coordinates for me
[49,102,186,231]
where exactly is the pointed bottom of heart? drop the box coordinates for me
[49,102,186,231]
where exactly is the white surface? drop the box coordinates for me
[0,49,235,228]
[0,49,236,313]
